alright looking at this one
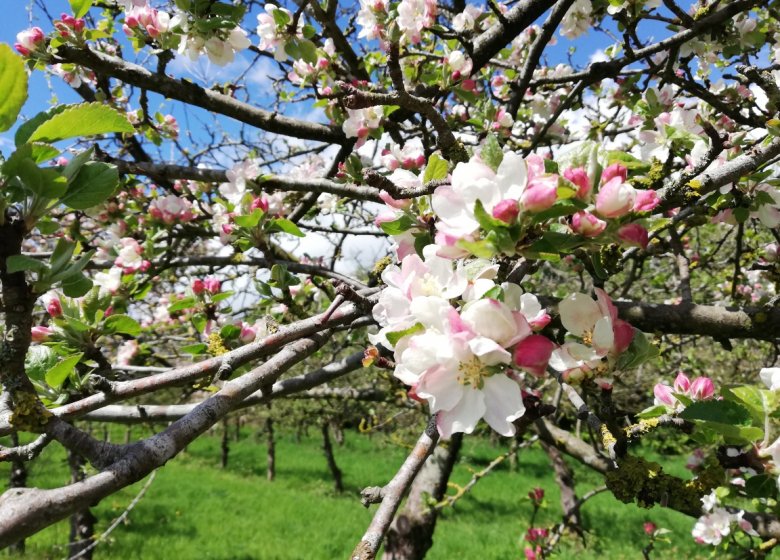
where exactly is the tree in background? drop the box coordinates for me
[2,0,780,558]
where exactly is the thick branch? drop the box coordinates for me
[53,46,346,144]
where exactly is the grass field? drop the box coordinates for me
[1,426,708,559]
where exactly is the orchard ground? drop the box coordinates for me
[2,428,705,559]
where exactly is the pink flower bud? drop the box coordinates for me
[204,277,221,294]
[617,223,649,250]
[46,298,63,318]
[379,190,412,210]
[451,70,461,81]
[601,163,627,184]
[492,198,520,223]
[689,377,715,400]
[250,196,269,212]
[673,371,691,393]
[239,323,256,343]
[192,279,205,294]
[521,177,558,213]
[31,326,54,342]
[633,189,660,213]
[563,167,591,199]
[528,487,544,503]
[644,522,656,536]
[513,335,555,377]
[653,383,674,406]
[571,211,606,237]
[596,177,636,218]
[461,79,476,92]
[613,319,634,353]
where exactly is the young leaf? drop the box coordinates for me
[27,103,134,143]
[45,353,84,388]
[60,162,119,210]
[103,314,142,336]
[680,400,752,426]
[271,218,305,237]
[6,255,49,274]
[0,44,28,133]
[423,153,449,183]
[481,134,503,172]
[69,0,92,18]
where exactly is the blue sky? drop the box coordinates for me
[0,1,682,163]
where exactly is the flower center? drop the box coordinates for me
[582,329,593,346]
[457,357,490,388]
[419,273,440,296]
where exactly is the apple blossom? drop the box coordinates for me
[760,367,780,391]
[571,211,606,238]
[596,176,637,218]
[257,4,303,61]
[396,0,437,44]
[560,0,592,39]
[617,223,649,249]
[14,27,44,56]
[31,326,55,342]
[513,335,556,377]
[432,151,527,238]
[149,195,195,224]
[114,238,149,274]
[563,167,591,200]
[204,277,221,294]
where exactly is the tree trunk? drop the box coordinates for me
[7,433,27,554]
[221,417,230,469]
[321,420,343,493]
[265,411,276,482]
[541,441,582,533]
[383,433,463,560]
[67,450,97,559]
[333,420,345,446]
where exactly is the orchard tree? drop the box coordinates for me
[2,0,780,558]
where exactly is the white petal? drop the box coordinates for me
[559,293,601,336]
[468,336,512,365]
[482,375,525,436]
[416,365,463,412]
[436,388,486,438]
[592,316,614,355]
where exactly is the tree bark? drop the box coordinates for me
[382,433,463,560]
[541,441,582,533]
[265,406,275,482]
[7,434,27,555]
[321,420,343,493]
[221,417,229,469]
[67,450,96,559]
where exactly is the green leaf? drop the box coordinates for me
[481,133,503,172]
[379,214,415,236]
[45,353,83,388]
[532,199,587,222]
[680,400,752,426]
[69,0,92,17]
[636,405,668,419]
[103,314,141,336]
[63,147,95,182]
[60,272,93,298]
[168,296,198,313]
[233,209,264,228]
[0,44,28,133]
[17,159,68,198]
[616,329,659,370]
[543,159,559,174]
[386,323,424,346]
[15,106,68,146]
[60,162,119,210]
[181,343,207,355]
[6,255,48,274]
[745,474,778,499]
[270,218,304,237]
[27,102,134,143]
[49,238,77,276]
[423,153,449,183]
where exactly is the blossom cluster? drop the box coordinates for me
[370,247,641,437]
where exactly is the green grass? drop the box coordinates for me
[1,428,708,559]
